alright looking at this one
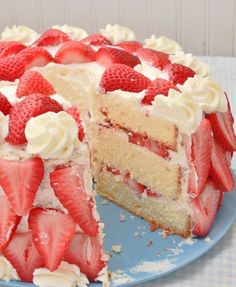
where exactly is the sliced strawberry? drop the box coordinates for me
[191,181,222,237]
[136,47,170,69]
[66,107,85,141]
[142,78,179,105]
[116,40,142,53]
[0,41,26,59]
[95,46,141,68]
[0,157,44,216]
[100,63,151,93]
[80,34,112,46]
[29,208,75,271]
[64,232,106,281]
[0,92,12,115]
[35,28,70,47]
[106,166,121,176]
[3,231,44,282]
[0,196,20,251]
[0,56,25,81]
[54,41,95,64]
[6,93,63,145]
[16,70,56,98]
[163,63,195,85]
[17,46,53,70]
[209,139,235,192]
[50,165,99,236]
[207,109,236,152]
[190,119,212,196]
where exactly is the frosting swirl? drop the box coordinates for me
[0,256,19,281]
[1,25,38,45]
[52,25,88,40]
[0,112,9,144]
[25,111,79,159]
[145,35,182,54]
[100,24,135,44]
[33,261,89,287]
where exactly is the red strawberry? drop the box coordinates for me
[0,56,25,81]
[207,109,236,152]
[17,46,53,70]
[163,63,195,85]
[136,47,170,69]
[0,41,26,59]
[0,195,20,251]
[0,92,12,115]
[190,119,212,196]
[191,181,222,237]
[50,165,99,236]
[100,63,151,93]
[35,28,70,47]
[6,94,63,145]
[95,46,141,68]
[54,41,95,64]
[66,107,85,141]
[0,157,44,216]
[64,232,106,281]
[29,208,75,271]
[116,40,142,53]
[80,33,112,46]
[16,70,56,98]
[209,139,235,192]
[3,231,44,282]
[142,78,179,105]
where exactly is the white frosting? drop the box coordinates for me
[170,51,211,77]
[0,256,19,281]
[145,35,182,54]
[25,111,79,159]
[134,63,168,81]
[33,261,89,287]
[0,25,38,45]
[52,25,88,40]
[0,112,9,144]
[100,24,135,44]
[178,75,228,113]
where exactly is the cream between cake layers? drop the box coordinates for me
[0,24,235,285]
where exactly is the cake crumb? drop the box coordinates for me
[119,214,126,222]
[134,232,139,237]
[147,240,153,247]
[130,215,136,219]
[111,270,133,285]
[101,199,109,205]
[158,230,167,238]
[204,237,212,243]
[112,245,122,254]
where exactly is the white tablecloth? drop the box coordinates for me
[137,57,236,287]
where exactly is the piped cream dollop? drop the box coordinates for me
[1,25,38,45]
[100,24,135,44]
[0,112,9,144]
[145,35,182,54]
[0,256,19,281]
[25,111,79,159]
[33,261,89,287]
[52,25,88,40]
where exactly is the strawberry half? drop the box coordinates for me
[35,28,70,47]
[0,92,12,115]
[0,195,20,251]
[0,41,26,59]
[142,78,179,105]
[80,33,112,46]
[29,208,75,271]
[116,40,143,53]
[3,231,44,282]
[64,232,106,281]
[50,165,99,236]
[100,63,151,93]
[191,181,222,237]
[0,56,25,81]
[17,46,53,70]
[54,41,96,64]
[163,63,196,85]
[16,70,56,98]
[0,157,44,216]
[6,93,63,145]
[136,47,170,69]
[66,107,85,141]
[95,46,141,68]
[209,139,235,192]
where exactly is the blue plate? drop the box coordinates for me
[1,173,236,287]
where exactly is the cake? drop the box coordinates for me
[0,24,235,286]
